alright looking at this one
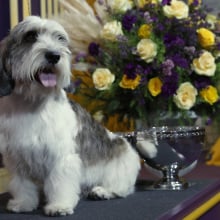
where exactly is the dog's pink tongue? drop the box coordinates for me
[39,73,57,87]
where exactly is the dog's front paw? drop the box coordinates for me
[44,204,74,216]
[7,199,37,213]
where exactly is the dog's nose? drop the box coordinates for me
[45,51,60,64]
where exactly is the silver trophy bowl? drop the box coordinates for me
[121,126,205,190]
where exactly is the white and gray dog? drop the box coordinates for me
[0,16,156,216]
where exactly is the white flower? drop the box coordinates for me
[92,68,115,90]
[135,0,158,8]
[137,39,157,63]
[93,111,104,123]
[192,50,216,76]
[206,14,217,30]
[100,20,124,41]
[173,82,198,110]
[163,0,189,19]
[107,0,133,12]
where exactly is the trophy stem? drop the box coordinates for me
[153,163,189,190]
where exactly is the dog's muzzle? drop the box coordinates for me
[35,51,61,88]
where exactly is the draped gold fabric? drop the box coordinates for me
[86,0,96,6]
[207,138,220,166]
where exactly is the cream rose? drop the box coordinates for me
[100,20,123,41]
[192,51,216,76]
[173,82,198,110]
[137,39,157,63]
[107,0,133,12]
[93,111,104,123]
[163,0,189,19]
[92,68,115,90]
[135,0,158,8]
[206,14,217,30]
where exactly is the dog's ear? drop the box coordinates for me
[0,38,15,97]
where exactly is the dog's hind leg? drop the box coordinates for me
[7,175,39,213]
[89,146,140,200]
[44,154,82,216]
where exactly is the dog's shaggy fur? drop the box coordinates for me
[0,16,155,216]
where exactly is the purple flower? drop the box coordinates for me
[162,82,178,97]
[135,65,145,75]
[143,12,153,23]
[118,42,130,58]
[117,35,128,42]
[194,77,211,90]
[184,46,196,55]
[88,42,100,56]
[190,0,200,7]
[122,13,137,31]
[171,55,189,69]
[75,52,87,62]
[124,63,137,79]
[162,59,174,76]
[162,72,179,97]
[205,117,212,126]
[164,34,185,48]
[163,59,175,69]
[162,0,171,5]
[217,43,220,50]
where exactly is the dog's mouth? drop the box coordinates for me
[35,68,57,87]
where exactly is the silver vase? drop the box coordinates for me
[121,126,205,190]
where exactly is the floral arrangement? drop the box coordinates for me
[58,0,220,130]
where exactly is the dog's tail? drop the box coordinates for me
[135,139,157,159]
[117,131,157,159]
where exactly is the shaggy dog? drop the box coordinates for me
[0,16,155,216]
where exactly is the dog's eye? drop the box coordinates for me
[57,35,67,42]
[23,31,38,43]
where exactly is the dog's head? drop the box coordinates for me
[0,16,72,98]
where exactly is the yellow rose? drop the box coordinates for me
[173,82,198,110]
[197,28,215,48]
[147,77,162,96]
[101,21,123,41]
[200,86,219,105]
[108,0,133,12]
[119,75,141,90]
[192,50,216,76]
[92,68,115,90]
[138,24,152,38]
[163,0,189,19]
[137,39,157,63]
